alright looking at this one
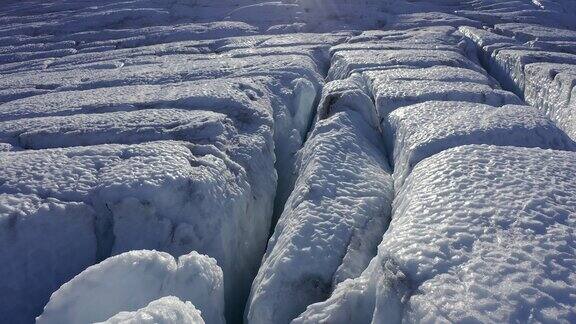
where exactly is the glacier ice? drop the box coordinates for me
[0,194,96,324]
[1,0,576,323]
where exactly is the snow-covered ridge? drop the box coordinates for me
[1,0,576,323]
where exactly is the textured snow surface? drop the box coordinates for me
[386,100,576,188]
[97,297,205,324]
[1,0,576,323]
[37,250,223,324]
[295,145,576,323]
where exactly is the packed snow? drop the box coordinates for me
[37,250,224,324]
[1,0,576,323]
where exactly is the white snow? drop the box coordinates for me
[385,100,576,188]
[295,145,576,323]
[37,250,224,324]
[97,297,205,324]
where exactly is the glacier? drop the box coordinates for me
[0,0,576,323]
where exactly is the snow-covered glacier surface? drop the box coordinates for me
[1,0,576,323]
[296,145,576,323]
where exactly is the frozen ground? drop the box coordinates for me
[0,0,575,323]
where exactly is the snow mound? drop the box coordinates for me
[97,297,205,324]
[295,145,576,323]
[386,101,575,188]
[247,108,393,324]
[37,250,224,324]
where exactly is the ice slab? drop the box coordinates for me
[328,49,484,80]
[363,67,521,117]
[461,26,576,140]
[0,109,235,150]
[523,63,576,139]
[494,23,576,54]
[490,49,576,95]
